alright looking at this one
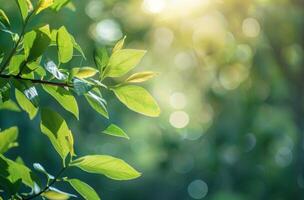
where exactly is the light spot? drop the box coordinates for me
[85,0,103,19]
[169,111,190,129]
[142,0,166,14]
[187,179,208,199]
[153,27,174,50]
[95,19,122,43]
[275,146,292,167]
[170,92,187,109]
[242,17,261,38]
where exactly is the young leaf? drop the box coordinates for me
[15,0,29,21]
[44,60,68,80]
[36,0,54,14]
[42,187,76,200]
[85,89,108,118]
[42,85,79,119]
[0,126,18,154]
[102,124,129,139]
[125,71,158,83]
[0,9,10,29]
[113,85,160,117]
[94,47,109,73]
[70,155,141,180]
[23,25,51,61]
[74,67,98,79]
[70,34,86,59]
[112,36,126,53]
[103,49,146,78]
[40,108,75,161]
[15,88,38,120]
[0,154,35,188]
[57,26,73,63]
[67,179,100,200]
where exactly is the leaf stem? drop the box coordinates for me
[22,167,67,200]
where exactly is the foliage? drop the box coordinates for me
[0,0,160,199]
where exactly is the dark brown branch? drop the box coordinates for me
[0,74,73,88]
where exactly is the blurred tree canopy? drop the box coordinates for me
[1,0,304,199]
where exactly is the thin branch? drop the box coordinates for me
[22,167,67,200]
[0,74,73,88]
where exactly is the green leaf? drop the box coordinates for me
[94,47,109,74]
[33,163,55,179]
[51,0,71,11]
[0,81,10,103]
[103,124,129,139]
[15,0,29,21]
[15,88,38,120]
[0,154,35,188]
[42,187,76,200]
[73,78,93,95]
[85,89,108,118]
[67,179,100,200]
[113,85,160,117]
[103,49,146,78]
[112,36,126,53]
[57,26,73,63]
[36,0,54,14]
[70,34,86,59]
[44,60,68,80]
[125,71,158,83]
[8,54,25,75]
[74,67,98,79]
[40,108,75,161]
[0,100,21,112]
[42,85,79,119]
[23,25,51,61]
[70,155,141,180]
[0,9,10,29]
[0,127,18,154]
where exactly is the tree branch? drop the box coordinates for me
[0,74,73,88]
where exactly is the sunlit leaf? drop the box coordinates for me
[36,0,54,14]
[125,71,158,83]
[42,187,76,200]
[112,36,126,53]
[40,108,75,161]
[70,155,141,180]
[0,127,18,154]
[102,124,129,139]
[67,179,100,200]
[57,26,73,63]
[0,9,10,29]
[113,85,160,117]
[51,0,71,11]
[103,49,146,78]
[15,88,38,120]
[70,34,86,59]
[74,67,98,79]
[84,88,108,118]
[42,85,79,119]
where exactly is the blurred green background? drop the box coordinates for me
[1,0,304,199]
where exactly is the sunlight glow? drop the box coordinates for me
[169,111,190,129]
